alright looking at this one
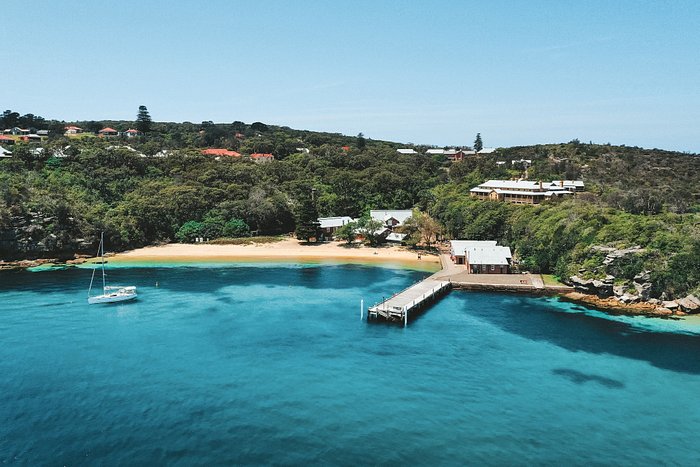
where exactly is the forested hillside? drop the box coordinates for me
[1,116,698,298]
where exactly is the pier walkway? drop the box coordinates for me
[368,279,451,325]
[367,251,571,325]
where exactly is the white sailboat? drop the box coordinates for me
[87,232,137,304]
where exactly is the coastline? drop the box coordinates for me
[103,239,441,271]
[561,292,686,317]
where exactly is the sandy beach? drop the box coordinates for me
[109,238,440,269]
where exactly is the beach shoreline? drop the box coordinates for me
[106,239,441,271]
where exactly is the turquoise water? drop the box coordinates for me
[2,263,700,465]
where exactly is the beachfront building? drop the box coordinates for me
[470,179,585,204]
[318,216,354,237]
[370,209,413,228]
[450,240,512,274]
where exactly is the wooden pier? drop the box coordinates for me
[368,279,452,325]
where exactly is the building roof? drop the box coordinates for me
[477,148,496,154]
[124,128,141,133]
[450,240,512,266]
[550,180,585,188]
[99,127,118,133]
[250,153,274,159]
[318,216,353,229]
[64,126,82,131]
[0,147,12,157]
[369,209,413,226]
[397,148,417,155]
[201,148,241,157]
[0,135,13,141]
[385,232,407,242]
[426,149,445,154]
[479,180,542,190]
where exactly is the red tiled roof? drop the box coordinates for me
[202,148,241,157]
[99,127,118,133]
[125,129,140,133]
[250,153,274,159]
[0,135,13,140]
[65,126,82,130]
[341,146,350,151]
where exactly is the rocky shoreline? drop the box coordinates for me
[561,292,689,317]
[0,254,93,271]
[559,245,700,317]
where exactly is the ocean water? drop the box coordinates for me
[2,263,700,465]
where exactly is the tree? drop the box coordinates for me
[294,195,320,242]
[334,221,357,244]
[250,121,269,132]
[175,221,202,243]
[136,105,152,133]
[222,218,250,237]
[357,132,366,150]
[400,210,441,248]
[356,217,385,247]
[474,133,483,152]
[1,110,20,129]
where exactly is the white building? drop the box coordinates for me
[318,216,354,235]
[370,209,413,227]
[450,240,512,273]
[470,179,584,204]
[397,148,418,155]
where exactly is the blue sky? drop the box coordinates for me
[2,0,699,152]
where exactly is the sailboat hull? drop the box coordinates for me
[88,291,138,304]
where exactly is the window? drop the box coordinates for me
[490,265,495,271]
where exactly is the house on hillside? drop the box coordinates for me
[477,148,496,155]
[98,127,119,137]
[446,149,476,162]
[369,209,413,228]
[250,153,274,163]
[36,129,49,136]
[124,129,143,138]
[426,149,445,156]
[64,126,83,135]
[511,159,532,168]
[0,147,12,158]
[318,216,354,237]
[450,240,512,274]
[201,148,241,158]
[0,135,15,145]
[397,148,417,155]
[470,179,584,204]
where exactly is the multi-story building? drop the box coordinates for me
[470,179,585,204]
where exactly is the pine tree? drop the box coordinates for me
[294,194,320,242]
[136,105,152,133]
[474,133,483,152]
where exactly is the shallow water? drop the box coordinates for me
[2,264,700,465]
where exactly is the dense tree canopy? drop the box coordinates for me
[0,116,698,298]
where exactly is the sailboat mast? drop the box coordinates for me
[101,231,107,293]
[88,234,101,297]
